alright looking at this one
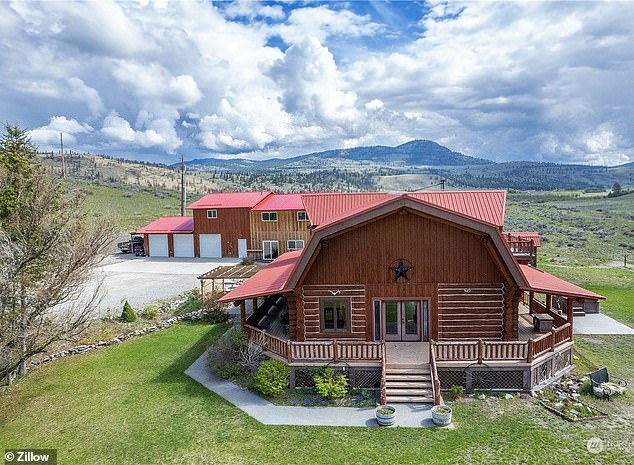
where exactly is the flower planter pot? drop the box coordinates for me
[376,405,396,426]
[431,405,452,427]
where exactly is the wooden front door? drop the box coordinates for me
[383,300,424,342]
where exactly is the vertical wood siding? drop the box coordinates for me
[192,208,251,257]
[294,210,512,342]
[249,210,310,255]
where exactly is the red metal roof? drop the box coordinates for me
[301,192,389,226]
[305,190,506,230]
[312,194,400,231]
[218,251,302,302]
[251,193,305,211]
[506,231,542,247]
[136,216,194,234]
[519,264,604,300]
[408,191,506,227]
[188,191,272,209]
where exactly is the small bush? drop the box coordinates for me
[207,329,248,379]
[313,367,348,400]
[120,300,137,322]
[143,305,159,320]
[254,359,289,397]
[238,333,266,373]
[580,380,593,396]
[447,385,464,401]
[202,291,231,324]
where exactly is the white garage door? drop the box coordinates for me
[148,234,169,257]
[173,234,194,258]
[199,234,222,258]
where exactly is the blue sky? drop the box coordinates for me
[1,1,632,165]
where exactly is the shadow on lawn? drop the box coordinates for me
[153,321,227,385]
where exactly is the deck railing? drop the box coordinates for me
[507,239,535,256]
[433,323,572,364]
[245,324,384,364]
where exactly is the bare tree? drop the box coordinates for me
[0,124,115,384]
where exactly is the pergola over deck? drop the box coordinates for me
[198,264,260,301]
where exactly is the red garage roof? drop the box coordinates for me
[506,231,542,247]
[136,216,194,234]
[188,191,272,209]
[520,264,604,300]
[219,251,302,302]
[252,193,305,211]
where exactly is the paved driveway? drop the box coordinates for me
[84,254,241,318]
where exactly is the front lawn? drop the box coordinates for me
[1,322,633,465]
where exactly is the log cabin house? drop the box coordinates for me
[217,191,603,404]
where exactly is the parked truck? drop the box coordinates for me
[117,234,145,256]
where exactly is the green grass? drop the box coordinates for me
[73,182,184,232]
[506,193,633,266]
[1,322,633,465]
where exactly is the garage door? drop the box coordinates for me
[173,234,194,257]
[148,234,169,257]
[199,234,222,258]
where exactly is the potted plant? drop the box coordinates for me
[376,405,396,426]
[431,404,452,426]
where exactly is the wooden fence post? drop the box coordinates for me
[550,331,556,352]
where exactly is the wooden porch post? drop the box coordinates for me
[566,297,574,323]
[545,294,552,312]
[239,300,246,331]
[529,292,534,315]
[252,298,258,317]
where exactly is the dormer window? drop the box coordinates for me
[261,212,278,222]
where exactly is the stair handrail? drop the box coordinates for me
[380,341,387,405]
[430,340,442,405]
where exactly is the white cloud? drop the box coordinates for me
[28,116,93,145]
[112,62,202,110]
[223,1,285,21]
[270,5,383,44]
[101,111,181,153]
[1,1,633,164]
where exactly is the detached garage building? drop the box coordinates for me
[137,216,195,257]
[188,191,272,258]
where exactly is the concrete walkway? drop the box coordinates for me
[185,350,443,428]
[573,313,634,335]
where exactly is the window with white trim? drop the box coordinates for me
[287,240,304,251]
[206,210,217,219]
[320,298,351,332]
[262,240,279,261]
[297,210,308,222]
[261,212,278,222]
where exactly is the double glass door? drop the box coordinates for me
[383,300,429,342]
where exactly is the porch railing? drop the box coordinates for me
[245,324,384,364]
[433,323,572,364]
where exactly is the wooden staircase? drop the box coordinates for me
[384,363,435,403]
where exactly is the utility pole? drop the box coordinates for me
[60,132,66,178]
[180,154,186,216]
